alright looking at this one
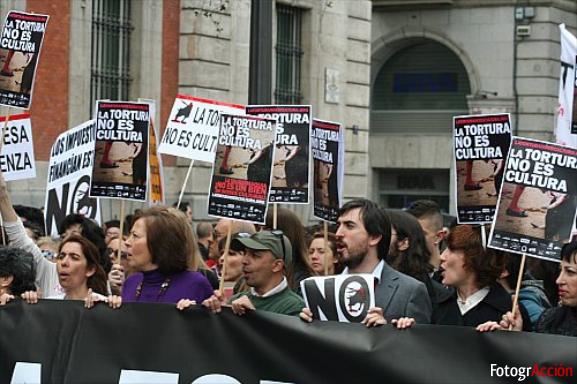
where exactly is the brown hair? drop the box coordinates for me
[59,235,108,295]
[445,225,504,288]
[309,232,343,274]
[136,206,202,274]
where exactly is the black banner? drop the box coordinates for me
[1,300,575,383]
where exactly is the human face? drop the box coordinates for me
[56,242,94,293]
[219,248,244,282]
[242,249,282,295]
[335,208,375,270]
[308,238,336,275]
[125,218,156,272]
[557,256,577,307]
[186,206,194,223]
[105,226,120,245]
[439,247,470,288]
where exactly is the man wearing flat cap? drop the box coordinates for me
[190,230,304,317]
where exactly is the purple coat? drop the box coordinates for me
[122,269,213,304]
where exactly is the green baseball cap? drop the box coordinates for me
[231,230,292,266]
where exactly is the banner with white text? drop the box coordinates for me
[489,137,577,261]
[246,105,311,203]
[453,114,512,224]
[312,119,344,222]
[90,101,150,201]
[0,11,49,109]
[208,113,276,224]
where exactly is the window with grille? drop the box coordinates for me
[91,0,132,112]
[275,5,303,104]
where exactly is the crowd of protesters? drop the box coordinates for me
[0,168,575,338]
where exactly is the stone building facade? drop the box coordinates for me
[0,0,372,224]
[370,0,577,214]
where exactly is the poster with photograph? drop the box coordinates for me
[556,24,577,144]
[45,120,101,237]
[0,11,49,109]
[158,95,245,163]
[312,119,344,223]
[0,112,35,181]
[453,114,512,224]
[489,137,577,262]
[208,113,276,224]
[300,274,375,323]
[90,101,149,201]
[246,105,311,203]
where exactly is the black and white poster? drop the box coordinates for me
[246,105,311,203]
[312,119,344,222]
[0,11,49,109]
[90,101,150,201]
[489,137,577,261]
[300,274,375,322]
[453,114,512,224]
[208,113,276,224]
[45,120,101,237]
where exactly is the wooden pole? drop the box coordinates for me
[509,254,526,330]
[272,203,278,229]
[323,221,329,276]
[177,160,194,209]
[0,109,12,246]
[117,200,126,265]
[480,224,487,249]
[218,221,233,296]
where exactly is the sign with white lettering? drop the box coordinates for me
[453,113,512,224]
[489,137,577,261]
[90,101,150,201]
[0,11,49,109]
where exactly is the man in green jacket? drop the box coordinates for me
[189,230,304,317]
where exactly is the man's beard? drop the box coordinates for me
[343,243,369,270]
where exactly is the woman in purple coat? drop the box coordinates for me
[118,206,213,304]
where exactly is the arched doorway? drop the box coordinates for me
[371,39,472,212]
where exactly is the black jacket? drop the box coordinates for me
[434,283,531,330]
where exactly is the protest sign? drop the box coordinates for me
[0,112,35,181]
[556,24,577,147]
[246,105,311,203]
[0,11,49,109]
[2,301,575,384]
[300,274,375,322]
[453,113,512,224]
[312,119,344,222]
[90,101,150,201]
[208,113,276,224]
[489,137,577,261]
[44,120,101,237]
[158,95,245,163]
